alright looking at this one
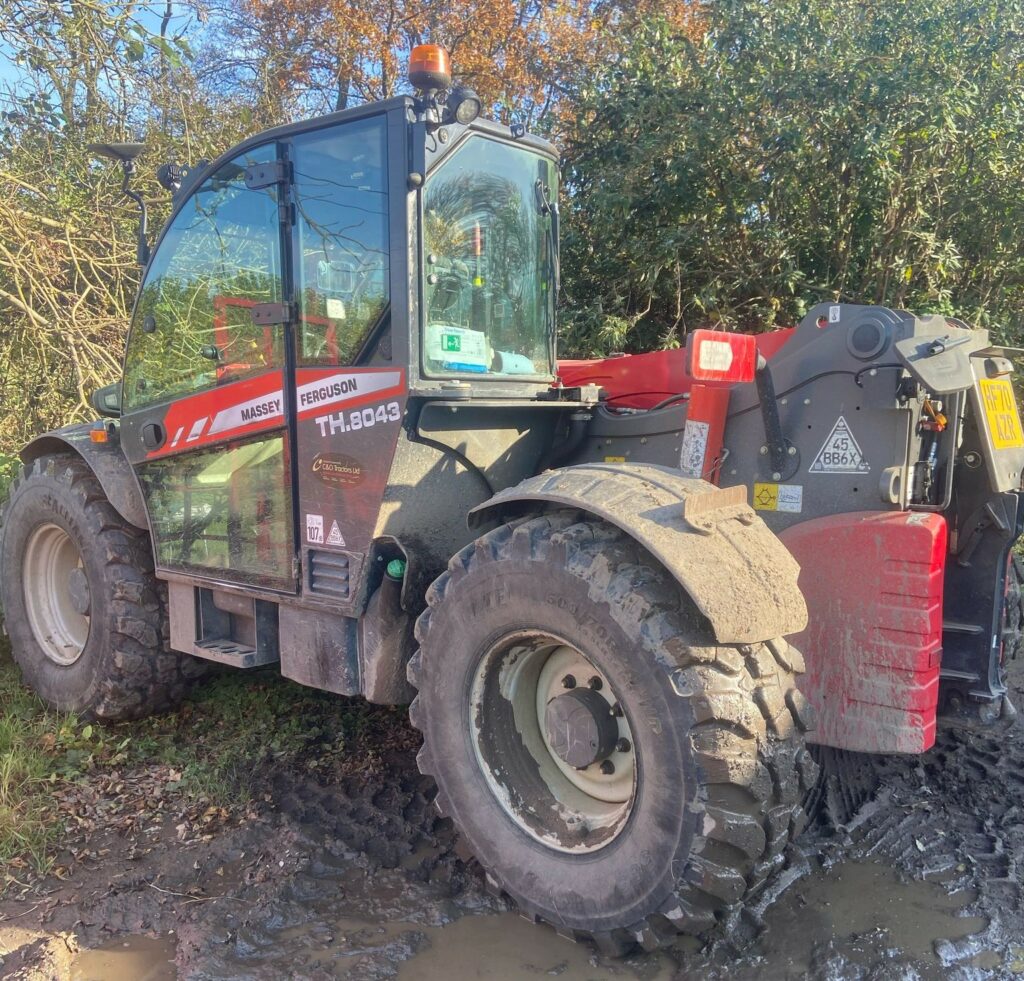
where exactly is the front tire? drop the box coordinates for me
[1,454,205,720]
[408,511,816,953]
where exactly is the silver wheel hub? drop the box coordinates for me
[544,687,618,769]
[67,567,91,616]
[470,634,637,853]
[23,523,91,666]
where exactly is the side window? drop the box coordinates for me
[422,138,556,378]
[123,144,284,409]
[140,435,294,587]
[292,116,390,365]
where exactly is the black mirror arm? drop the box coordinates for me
[120,161,150,267]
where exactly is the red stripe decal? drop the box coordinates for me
[148,370,284,459]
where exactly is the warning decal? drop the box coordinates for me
[679,420,710,477]
[753,483,803,513]
[326,520,346,547]
[809,416,870,474]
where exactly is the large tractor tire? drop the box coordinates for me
[0,454,205,720]
[408,510,816,954]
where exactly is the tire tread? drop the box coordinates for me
[407,509,814,954]
[1,452,205,720]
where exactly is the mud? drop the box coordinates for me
[5,659,1024,979]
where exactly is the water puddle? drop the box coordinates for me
[65,857,995,979]
[267,910,676,979]
[756,859,989,977]
[72,934,177,981]
[401,913,678,980]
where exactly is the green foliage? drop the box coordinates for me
[561,0,1024,352]
[0,657,65,870]
[0,452,20,501]
[0,2,287,461]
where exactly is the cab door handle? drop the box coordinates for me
[141,422,165,450]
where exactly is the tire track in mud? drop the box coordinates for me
[839,726,1024,974]
[14,675,1024,979]
[749,652,1024,980]
[180,677,1024,980]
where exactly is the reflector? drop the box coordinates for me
[688,329,758,383]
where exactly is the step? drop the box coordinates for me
[193,637,279,668]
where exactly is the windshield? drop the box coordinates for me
[422,136,557,379]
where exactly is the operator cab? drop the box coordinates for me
[106,47,566,669]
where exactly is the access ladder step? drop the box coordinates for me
[193,637,278,668]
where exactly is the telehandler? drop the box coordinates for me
[3,44,1021,954]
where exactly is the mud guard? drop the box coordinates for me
[780,511,946,754]
[468,463,807,645]
[20,423,148,531]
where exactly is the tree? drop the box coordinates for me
[0,1,278,456]
[231,0,702,129]
[560,0,1024,355]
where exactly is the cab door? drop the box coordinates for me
[288,110,408,610]
[119,142,298,593]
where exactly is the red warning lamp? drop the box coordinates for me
[688,329,759,384]
[409,44,452,91]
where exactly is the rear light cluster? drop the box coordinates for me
[688,330,758,384]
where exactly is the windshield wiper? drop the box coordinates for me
[535,178,560,370]
[535,179,560,296]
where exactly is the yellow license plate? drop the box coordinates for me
[979,377,1024,449]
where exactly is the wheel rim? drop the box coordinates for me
[469,631,637,854]
[23,523,90,666]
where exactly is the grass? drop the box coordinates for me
[0,660,64,870]
[0,639,400,877]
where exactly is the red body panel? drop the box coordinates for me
[155,369,285,459]
[780,512,946,754]
[557,328,794,408]
[682,385,730,483]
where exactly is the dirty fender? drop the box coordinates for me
[469,462,807,645]
[21,423,148,530]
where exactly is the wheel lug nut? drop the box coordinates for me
[561,674,576,689]
[611,702,623,717]
[616,738,631,753]
[588,676,603,690]
[600,760,615,775]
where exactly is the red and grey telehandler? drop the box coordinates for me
[2,44,1021,953]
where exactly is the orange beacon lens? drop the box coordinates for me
[409,44,452,90]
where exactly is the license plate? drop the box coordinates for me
[979,377,1024,449]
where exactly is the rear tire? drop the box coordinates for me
[408,511,816,953]
[1,454,206,720]
[1004,553,1024,663]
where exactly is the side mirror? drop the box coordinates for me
[91,382,122,418]
[89,141,150,266]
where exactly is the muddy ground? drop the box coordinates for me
[4,658,1024,980]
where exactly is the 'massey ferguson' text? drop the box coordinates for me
[298,376,359,409]
[240,397,282,423]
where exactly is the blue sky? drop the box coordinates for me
[0,3,203,105]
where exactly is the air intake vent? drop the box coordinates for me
[309,550,352,599]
